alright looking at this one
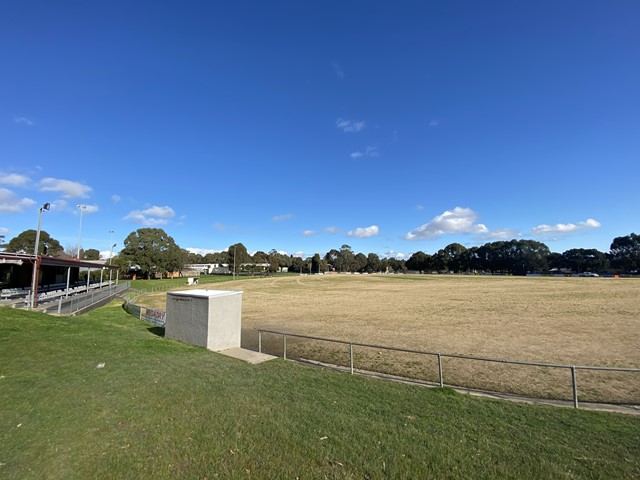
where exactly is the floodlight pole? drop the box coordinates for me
[30,202,50,309]
[76,204,86,259]
[109,230,115,284]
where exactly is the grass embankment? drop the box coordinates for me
[1,303,639,479]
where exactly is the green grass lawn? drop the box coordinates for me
[1,303,639,479]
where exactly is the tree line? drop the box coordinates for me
[2,228,639,278]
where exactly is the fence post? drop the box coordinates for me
[437,353,444,388]
[283,334,287,360]
[349,343,354,374]
[258,330,262,353]
[57,297,62,316]
[571,366,579,408]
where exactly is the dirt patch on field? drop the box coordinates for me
[135,275,640,403]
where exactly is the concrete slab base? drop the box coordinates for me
[216,347,277,364]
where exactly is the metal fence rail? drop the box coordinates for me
[257,329,640,409]
[41,282,131,316]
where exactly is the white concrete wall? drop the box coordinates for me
[165,289,242,351]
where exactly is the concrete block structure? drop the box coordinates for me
[165,289,242,351]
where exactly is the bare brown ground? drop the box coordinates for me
[136,274,640,403]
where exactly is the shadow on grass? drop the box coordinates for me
[147,326,165,337]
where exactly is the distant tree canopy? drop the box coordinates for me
[120,228,183,279]
[5,229,64,256]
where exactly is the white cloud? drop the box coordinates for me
[272,213,294,222]
[75,204,99,214]
[350,146,379,159]
[14,117,35,126]
[406,207,488,240]
[0,188,36,213]
[348,225,380,238]
[0,227,10,235]
[39,177,92,198]
[301,230,316,236]
[213,222,226,232]
[186,247,225,256]
[416,205,424,211]
[332,61,345,79]
[429,120,439,127]
[325,226,341,234]
[383,249,409,260]
[111,194,121,203]
[336,118,366,133]
[99,249,117,260]
[124,205,175,226]
[0,173,30,187]
[531,218,601,236]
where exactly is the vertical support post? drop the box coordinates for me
[57,297,62,315]
[437,353,444,388]
[283,334,287,360]
[571,366,579,408]
[349,343,354,374]
[258,330,262,353]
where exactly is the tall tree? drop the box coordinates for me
[311,253,322,273]
[366,252,382,273]
[336,245,355,272]
[562,248,608,273]
[406,251,431,273]
[5,230,64,256]
[120,228,183,279]
[609,233,640,273]
[354,253,368,272]
[82,248,101,260]
[227,243,249,275]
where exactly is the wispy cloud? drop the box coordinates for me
[213,222,226,233]
[111,194,121,203]
[301,229,316,237]
[14,117,35,126]
[350,146,379,159]
[0,188,36,213]
[416,205,424,211]
[0,173,30,187]
[406,207,488,241]
[272,213,294,222]
[531,219,601,236]
[325,226,341,234]
[480,228,519,240]
[124,205,175,226]
[0,227,9,235]
[348,225,380,238]
[428,120,439,127]
[336,118,366,133]
[332,61,345,79]
[39,178,92,198]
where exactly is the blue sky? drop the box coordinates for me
[1,1,639,260]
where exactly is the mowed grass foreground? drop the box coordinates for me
[137,274,640,404]
[1,304,640,479]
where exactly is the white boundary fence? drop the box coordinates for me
[257,329,640,409]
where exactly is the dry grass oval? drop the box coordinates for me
[136,274,640,403]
